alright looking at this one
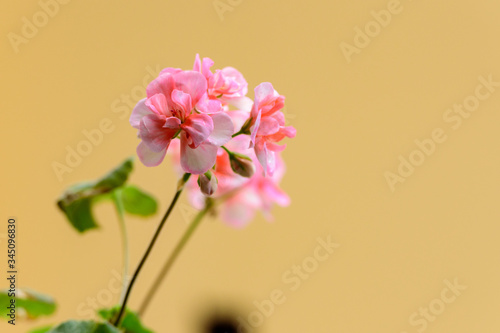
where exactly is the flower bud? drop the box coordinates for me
[197,170,218,196]
[229,153,255,178]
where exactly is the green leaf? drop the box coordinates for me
[28,325,53,333]
[57,197,98,233]
[94,158,134,192]
[57,158,134,233]
[121,186,158,217]
[47,320,121,333]
[98,307,154,333]
[0,288,56,321]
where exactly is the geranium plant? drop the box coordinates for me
[18,55,296,332]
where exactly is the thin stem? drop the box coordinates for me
[232,117,252,137]
[137,199,213,317]
[112,189,129,304]
[221,145,232,155]
[113,173,191,327]
[231,129,251,138]
[231,131,243,138]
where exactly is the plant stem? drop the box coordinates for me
[232,117,252,137]
[113,173,191,327]
[112,189,129,304]
[137,199,213,317]
[231,131,242,138]
[221,145,232,155]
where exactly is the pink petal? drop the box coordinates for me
[254,82,276,103]
[146,74,175,106]
[251,82,285,118]
[139,114,173,152]
[193,54,214,79]
[210,70,226,91]
[146,94,169,117]
[282,126,296,138]
[267,125,297,142]
[271,111,286,126]
[193,54,201,72]
[206,112,234,146]
[266,142,286,152]
[130,98,153,129]
[270,153,287,182]
[221,67,248,96]
[255,141,276,176]
[220,190,260,228]
[163,117,181,129]
[228,96,253,112]
[249,110,261,148]
[196,94,222,114]
[226,110,251,133]
[221,200,255,228]
[262,181,290,207]
[172,71,207,107]
[225,133,252,153]
[137,141,167,167]
[181,113,214,149]
[261,95,285,117]
[159,67,182,76]
[171,89,192,116]
[257,117,280,136]
[180,134,218,174]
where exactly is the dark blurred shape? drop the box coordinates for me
[204,315,240,333]
[194,300,255,333]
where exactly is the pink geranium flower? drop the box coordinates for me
[193,54,250,108]
[173,133,290,228]
[217,136,290,228]
[249,83,296,175]
[219,150,290,228]
[130,70,234,174]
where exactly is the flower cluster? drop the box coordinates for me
[131,54,296,226]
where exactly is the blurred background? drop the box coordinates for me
[2,0,500,332]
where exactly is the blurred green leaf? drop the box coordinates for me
[57,197,97,233]
[0,288,56,321]
[94,158,134,192]
[47,320,120,333]
[28,325,53,333]
[121,186,157,217]
[57,159,134,233]
[99,307,154,333]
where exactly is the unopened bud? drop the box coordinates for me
[229,153,255,178]
[197,170,218,196]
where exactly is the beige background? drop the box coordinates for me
[2,0,500,332]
